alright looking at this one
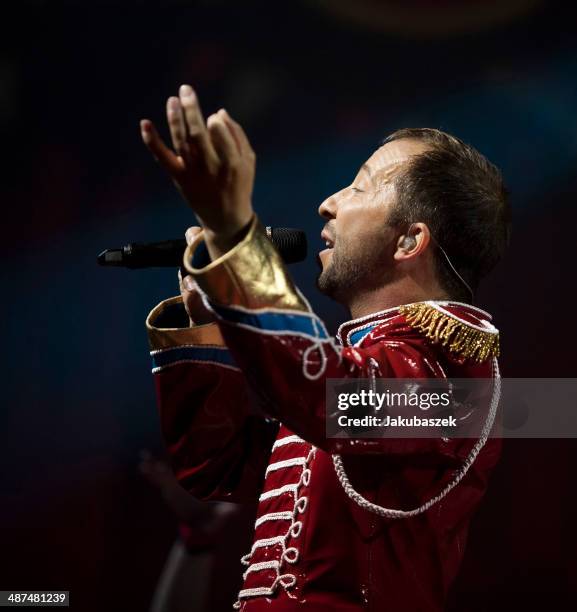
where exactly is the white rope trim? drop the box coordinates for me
[235,586,274,602]
[197,279,336,347]
[337,305,401,340]
[275,573,297,589]
[435,300,493,320]
[331,358,501,519]
[242,560,280,580]
[348,318,397,347]
[259,483,299,502]
[210,319,335,342]
[265,457,307,477]
[271,435,304,450]
[210,300,323,319]
[254,511,294,528]
[233,575,297,608]
[294,288,342,380]
[248,536,286,555]
[235,445,316,607]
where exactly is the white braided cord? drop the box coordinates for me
[296,287,342,380]
[233,445,316,608]
[265,457,307,476]
[332,358,501,519]
[258,483,299,502]
[271,435,305,450]
[254,511,293,528]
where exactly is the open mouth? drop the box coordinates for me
[321,230,335,251]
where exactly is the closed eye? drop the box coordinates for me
[351,187,364,193]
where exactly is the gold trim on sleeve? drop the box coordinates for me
[146,295,225,350]
[183,215,308,312]
[399,302,499,363]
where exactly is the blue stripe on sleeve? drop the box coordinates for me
[211,304,329,339]
[151,345,237,370]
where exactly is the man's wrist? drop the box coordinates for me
[203,213,256,260]
[182,215,308,312]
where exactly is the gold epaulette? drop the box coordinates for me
[399,302,499,363]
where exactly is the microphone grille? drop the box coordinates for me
[266,227,307,264]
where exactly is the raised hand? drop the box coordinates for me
[140,85,256,247]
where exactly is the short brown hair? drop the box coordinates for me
[386,128,511,302]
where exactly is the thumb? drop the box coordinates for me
[185,225,203,246]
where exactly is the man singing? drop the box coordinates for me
[142,84,510,611]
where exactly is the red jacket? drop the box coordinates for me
[146,216,502,611]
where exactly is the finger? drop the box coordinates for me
[185,226,203,245]
[166,97,191,160]
[216,109,242,154]
[178,267,188,289]
[207,113,239,166]
[182,274,197,292]
[179,84,218,167]
[221,109,255,158]
[140,119,183,174]
[178,267,197,295]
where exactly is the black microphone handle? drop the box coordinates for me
[123,239,188,268]
[97,227,307,268]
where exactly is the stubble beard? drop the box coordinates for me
[316,239,392,304]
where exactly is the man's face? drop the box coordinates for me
[316,138,429,303]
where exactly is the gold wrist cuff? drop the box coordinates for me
[146,296,225,350]
[183,215,308,312]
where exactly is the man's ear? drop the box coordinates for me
[393,223,431,262]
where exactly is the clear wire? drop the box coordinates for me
[407,223,474,302]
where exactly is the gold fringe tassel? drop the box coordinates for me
[399,303,499,363]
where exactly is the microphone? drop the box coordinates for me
[97,226,307,269]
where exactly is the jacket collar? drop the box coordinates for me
[336,301,493,347]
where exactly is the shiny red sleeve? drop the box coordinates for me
[146,296,279,503]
